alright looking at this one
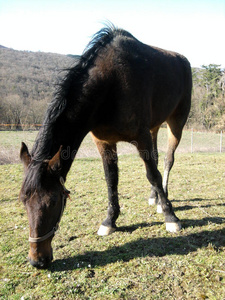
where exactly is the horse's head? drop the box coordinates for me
[19,143,70,269]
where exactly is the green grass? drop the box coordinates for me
[0,152,225,299]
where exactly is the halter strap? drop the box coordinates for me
[29,177,70,243]
[29,226,59,243]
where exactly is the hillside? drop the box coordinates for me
[0,46,224,130]
[0,45,74,99]
[0,46,75,127]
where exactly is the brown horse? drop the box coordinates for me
[20,25,192,268]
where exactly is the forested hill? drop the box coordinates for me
[0,46,224,131]
[0,46,75,127]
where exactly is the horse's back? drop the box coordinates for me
[90,32,192,141]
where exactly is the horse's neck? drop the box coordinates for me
[32,118,88,175]
[32,84,96,173]
[59,133,86,179]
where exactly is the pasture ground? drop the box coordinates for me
[0,131,225,299]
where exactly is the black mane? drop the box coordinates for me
[31,24,133,162]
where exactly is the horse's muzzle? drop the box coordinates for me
[28,251,53,269]
[28,256,53,269]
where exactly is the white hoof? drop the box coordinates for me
[157,204,163,214]
[97,225,116,236]
[166,221,182,233]
[149,198,157,206]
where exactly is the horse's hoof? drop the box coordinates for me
[148,197,157,206]
[97,225,116,236]
[157,204,163,214]
[166,221,182,232]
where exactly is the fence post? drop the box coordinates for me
[220,131,222,153]
[191,128,193,153]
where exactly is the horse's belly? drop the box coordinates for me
[91,123,138,144]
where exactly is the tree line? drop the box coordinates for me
[189,64,225,131]
[0,46,224,131]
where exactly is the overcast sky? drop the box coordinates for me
[0,0,224,68]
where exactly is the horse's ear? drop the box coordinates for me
[20,142,31,169]
[48,146,63,174]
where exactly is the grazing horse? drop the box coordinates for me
[20,25,192,268]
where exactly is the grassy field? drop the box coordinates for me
[0,130,225,299]
[0,144,225,299]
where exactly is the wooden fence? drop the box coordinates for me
[0,124,42,130]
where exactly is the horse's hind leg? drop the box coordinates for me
[93,137,120,236]
[149,126,160,207]
[135,130,181,232]
[162,121,182,199]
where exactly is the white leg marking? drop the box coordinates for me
[166,221,182,232]
[157,204,163,214]
[163,170,169,193]
[97,225,116,236]
[149,197,157,206]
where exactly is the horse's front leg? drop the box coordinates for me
[93,137,120,236]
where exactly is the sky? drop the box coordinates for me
[0,0,224,68]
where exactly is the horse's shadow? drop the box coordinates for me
[172,198,225,215]
[172,197,225,204]
[50,216,225,272]
[50,198,225,271]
